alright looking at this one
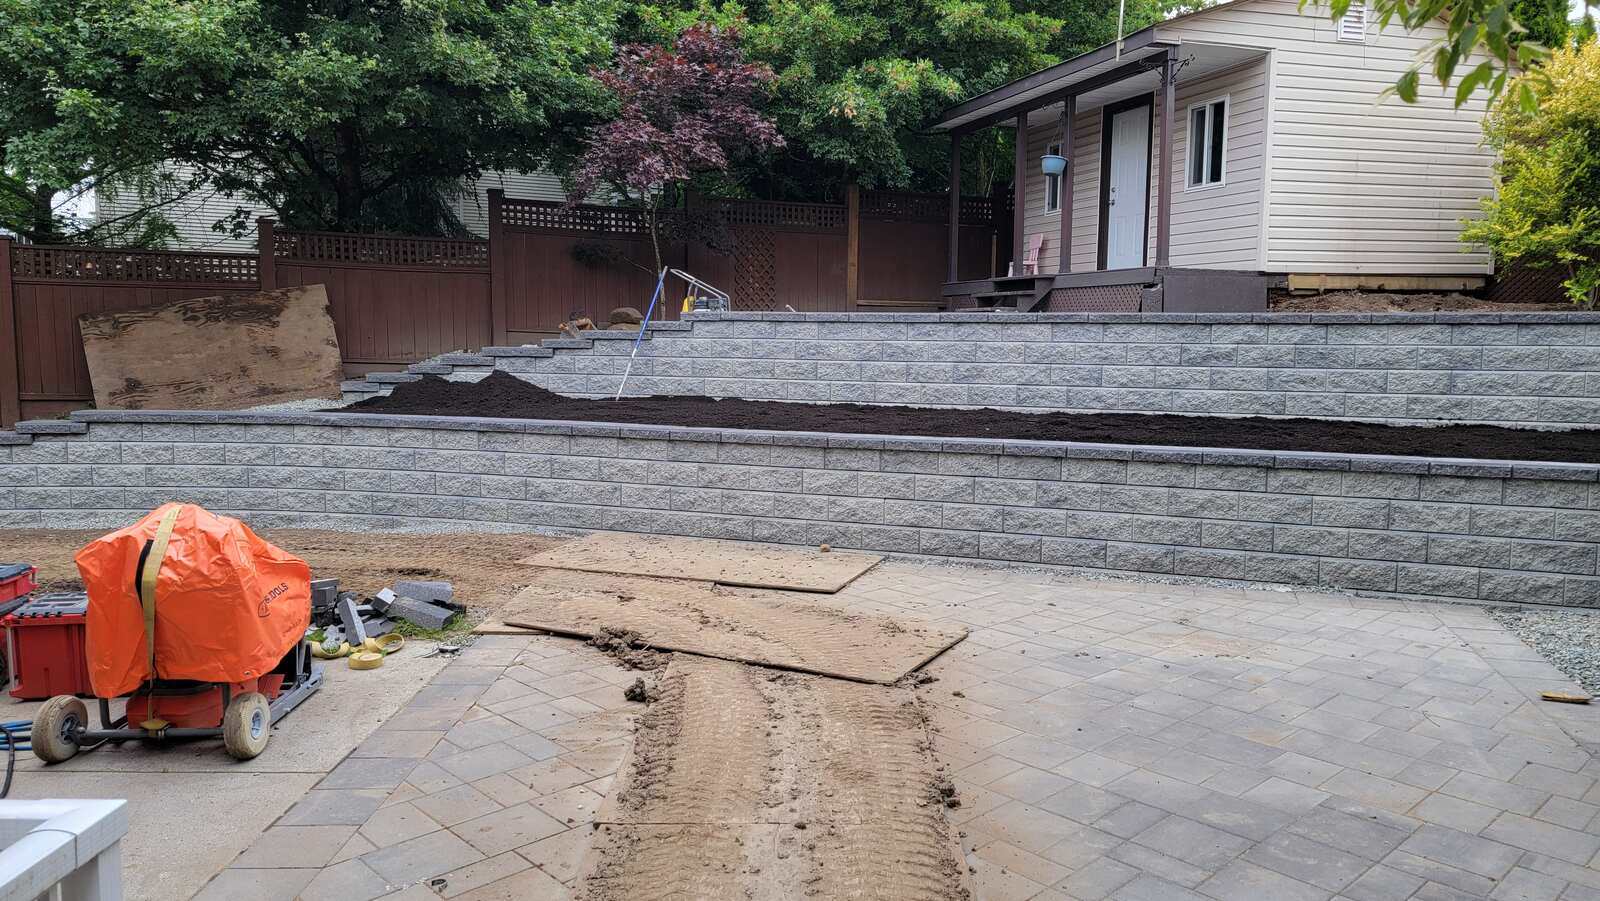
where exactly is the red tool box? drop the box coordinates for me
[5,593,93,700]
[0,565,36,605]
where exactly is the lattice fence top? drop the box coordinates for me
[11,245,258,283]
[706,199,845,232]
[274,230,488,268]
[500,199,663,237]
[859,191,1002,226]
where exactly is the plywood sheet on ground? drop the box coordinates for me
[500,570,965,684]
[518,532,881,593]
[79,284,342,410]
[578,657,970,901]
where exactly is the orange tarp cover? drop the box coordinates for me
[75,504,311,697]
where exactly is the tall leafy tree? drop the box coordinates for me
[571,23,784,271]
[0,0,620,239]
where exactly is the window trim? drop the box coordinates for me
[1185,94,1229,191]
[1043,142,1063,213]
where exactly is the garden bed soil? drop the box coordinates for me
[340,371,1600,464]
[1269,290,1573,312]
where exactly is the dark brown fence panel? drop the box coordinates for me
[271,229,491,368]
[496,197,682,341]
[857,191,999,306]
[9,245,259,418]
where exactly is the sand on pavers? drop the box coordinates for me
[577,656,970,901]
[499,570,966,685]
[517,532,881,593]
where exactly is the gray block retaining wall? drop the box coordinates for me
[5,410,1600,608]
[348,312,1600,429]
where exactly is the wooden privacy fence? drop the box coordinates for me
[1,188,1003,425]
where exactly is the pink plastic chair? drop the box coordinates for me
[1011,234,1045,276]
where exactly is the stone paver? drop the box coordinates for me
[197,555,1600,900]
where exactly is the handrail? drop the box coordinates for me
[0,799,127,901]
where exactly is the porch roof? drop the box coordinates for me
[932,24,1268,134]
[931,28,1173,134]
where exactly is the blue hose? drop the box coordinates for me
[1,720,31,751]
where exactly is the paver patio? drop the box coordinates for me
[197,556,1600,901]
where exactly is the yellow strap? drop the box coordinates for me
[138,506,181,731]
[348,651,385,670]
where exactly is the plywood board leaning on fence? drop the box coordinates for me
[78,284,343,410]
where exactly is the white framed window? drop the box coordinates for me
[1044,143,1063,213]
[1337,2,1369,42]
[1186,97,1228,189]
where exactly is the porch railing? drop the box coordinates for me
[0,800,127,901]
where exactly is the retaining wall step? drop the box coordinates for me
[340,380,380,392]
[366,372,424,384]
[407,363,454,375]
[481,346,554,357]
[14,420,89,435]
[0,431,33,445]
[541,339,594,350]
[439,353,495,366]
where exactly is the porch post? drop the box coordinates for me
[1058,95,1075,273]
[1013,113,1027,272]
[947,133,962,283]
[1156,48,1176,268]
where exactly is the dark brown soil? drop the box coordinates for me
[1270,290,1573,312]
[339,371,1600,464]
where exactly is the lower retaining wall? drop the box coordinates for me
[6,410,1600,607]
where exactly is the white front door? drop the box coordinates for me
[1104,103,1151,269]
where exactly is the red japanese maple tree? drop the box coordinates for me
[570,24,784,273]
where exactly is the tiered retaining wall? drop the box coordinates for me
[345,311,1600,428]
[5,410,1600,607]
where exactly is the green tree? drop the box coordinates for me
[0,0,620,239]
[1462,41,1600,306]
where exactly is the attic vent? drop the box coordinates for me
[1337,2,1369,41]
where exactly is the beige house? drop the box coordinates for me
[932,0,1496,310]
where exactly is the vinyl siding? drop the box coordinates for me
[1020,56,1266,272]
[97,165,581,248]
[1157,0,1494,274]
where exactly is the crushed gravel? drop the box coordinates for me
[1485,607,1600,696]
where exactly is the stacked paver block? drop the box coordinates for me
[6,410,1600,607]
[343,312,1600,428]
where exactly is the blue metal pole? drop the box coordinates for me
[615,267,668,400]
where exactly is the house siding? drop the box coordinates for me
[98,166,579,249]
[1021,56,1266,273]
[1157,0,1494,274]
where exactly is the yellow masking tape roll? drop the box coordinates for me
[363,634,405,655]
[348,651,385,670]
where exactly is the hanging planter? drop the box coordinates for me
[1041,154,1067,177]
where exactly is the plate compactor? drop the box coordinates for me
[32,503,323,763]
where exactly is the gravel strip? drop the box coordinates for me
[1486,607,1600,696]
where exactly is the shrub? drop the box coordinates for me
[1463,41,1600,306]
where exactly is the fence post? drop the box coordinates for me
[487,189,507,346]
[845,185,860,309]
[0,237,18,428]
[256,217,277,290]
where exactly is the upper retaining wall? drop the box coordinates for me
[346,312,1600,429]
[5,408,1600,608]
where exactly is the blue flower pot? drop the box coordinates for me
[1041,154,1068,177]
